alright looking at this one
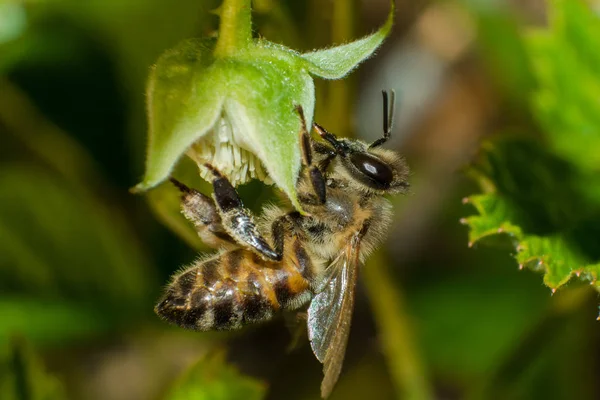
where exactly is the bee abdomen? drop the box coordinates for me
[155,250,296,331]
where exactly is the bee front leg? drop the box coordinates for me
[203,164,281,261]
[170,178,236,249]
[296,105,327,205]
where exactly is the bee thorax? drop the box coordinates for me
[323,195,354,227]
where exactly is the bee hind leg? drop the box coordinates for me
[283,311,308,353]
[203,164,281,262]
[170,178,236,249]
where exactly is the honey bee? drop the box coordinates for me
[155,91,409,398]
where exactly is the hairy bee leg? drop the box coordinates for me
[271,211,301,256]
[203,164,281,261]
[284,311,309,353]
[272,217,286,256]
[295,105,326,204]
[170,178,236,248]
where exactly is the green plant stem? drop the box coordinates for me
[363,251,434,400]
[327,0,357,136]
[214,0,252,57]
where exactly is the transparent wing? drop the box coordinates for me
[307,233,361,398]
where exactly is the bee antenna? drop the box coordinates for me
[313,123,346,155]
[370,89,395,149]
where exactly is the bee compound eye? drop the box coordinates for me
[349,152,393,188]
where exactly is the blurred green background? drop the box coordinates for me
[2,0,600,399]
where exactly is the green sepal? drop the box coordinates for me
[300,0,395,79]
[134,38,224,192]
[136,1,394,210]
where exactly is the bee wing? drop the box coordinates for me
[308,233,361,398]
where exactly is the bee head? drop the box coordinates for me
[313,128,409,194]
[313,90,409,194]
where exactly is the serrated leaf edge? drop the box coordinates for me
[462,195,600,296]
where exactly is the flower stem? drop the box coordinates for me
[214,0,252,57]
[363,250,434,400]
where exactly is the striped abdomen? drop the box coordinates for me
[155,242,318,331]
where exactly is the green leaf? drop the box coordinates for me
[462,135,600,295]
[165,351,266,400]
[526,0,600,173]
[462,0,600,303]
[300,0,394,79]
[0,339,66,400]
[463,193,600,290]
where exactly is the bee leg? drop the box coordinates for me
[203,164,281,261]
[271,211,301,256]
[295,105,326,204]
[170,178,236,248]
[284,311,308,353]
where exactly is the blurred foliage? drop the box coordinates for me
[0,339,66,400]
[463,0,600,301]
[1,0,600,399]
[0,79,155,360]
[165,351,266,400]
[528,0,600,173]
[462,0,535,106]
